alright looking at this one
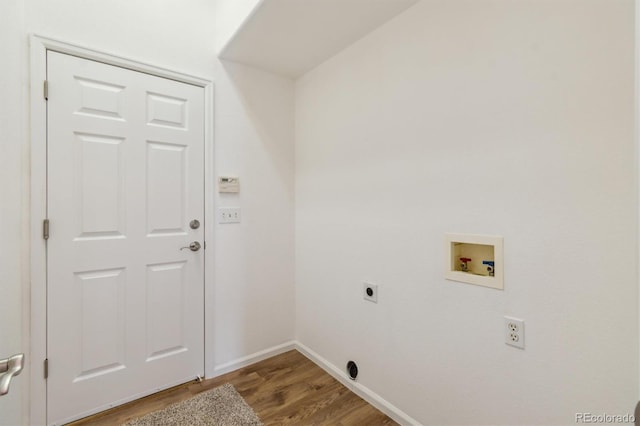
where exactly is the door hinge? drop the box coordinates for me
[43,80,48,100]
[204,241,207,250]
[43,219,49,240]
[44,359,48,379]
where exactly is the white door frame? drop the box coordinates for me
[29,35,215,425]
[636,0,640,402]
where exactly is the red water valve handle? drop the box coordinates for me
[460,257,472,263]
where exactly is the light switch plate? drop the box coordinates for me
[218,207,241,224]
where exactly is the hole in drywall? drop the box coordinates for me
[346,360,358,380]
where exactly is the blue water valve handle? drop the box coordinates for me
[482,260,495,276]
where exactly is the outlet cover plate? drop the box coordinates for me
[504,316,525,349]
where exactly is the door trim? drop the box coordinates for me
[636,1,640,402]
[29,34,215,425]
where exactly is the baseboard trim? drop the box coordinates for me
[294,342,421,426]
[211,340,297,377]
[209,340,419,425]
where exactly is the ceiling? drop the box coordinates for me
[219,0,420,79]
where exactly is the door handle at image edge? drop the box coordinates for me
[0,353,24,396]
[180,241,201,252]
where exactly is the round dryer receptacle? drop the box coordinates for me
[346,360,358,380]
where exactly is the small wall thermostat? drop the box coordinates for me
[218,176,239,193]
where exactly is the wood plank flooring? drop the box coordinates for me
[69,350,397,425]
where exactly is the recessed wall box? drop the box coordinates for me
[445,233,504,290]
[218,176,239,193]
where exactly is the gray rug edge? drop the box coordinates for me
[122,383,263,426]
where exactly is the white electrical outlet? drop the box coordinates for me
[218,207,241,224]
[504,316,525,349]
[363,282,378,303]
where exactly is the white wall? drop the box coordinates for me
[212,58,296,370]
[213,0,295,373]
[25,0,217,79]
[0,1,27,424]
[295,1,638,424]
[0,0,295,423]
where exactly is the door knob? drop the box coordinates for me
[180,241,201,252]
[0,353,24,396]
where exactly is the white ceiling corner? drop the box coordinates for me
[219,0,420,79]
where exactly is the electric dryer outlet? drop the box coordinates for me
[363,282,378,303]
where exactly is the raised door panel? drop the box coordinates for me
[146,262,188,362]
[146,141,187,236]
[74,133,126,240]
[74,268,127,382]
[74,77,126,121]
[147,92,188,129]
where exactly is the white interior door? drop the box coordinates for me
[46,51,205,425]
